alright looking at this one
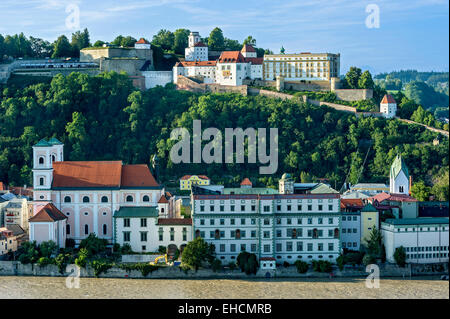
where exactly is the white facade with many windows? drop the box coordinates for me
[381,218,449,264]
[341,213,361,251]
[192,193,341,264]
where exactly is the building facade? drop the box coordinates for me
[381,218,449,264]
[380,94,397,119]
[185,32,209,62]
[180,175,211,191]
[29,203,67,247]
[263,52,340,81]
[192,188,341,264]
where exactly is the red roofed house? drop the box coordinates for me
[380,94,397,119]
[29,203,67,247]
[135,38,151,50]
[240,178,253,189]
[179,175,210,191]
[32,138,165,246]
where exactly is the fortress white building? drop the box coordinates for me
[380,94,397,118]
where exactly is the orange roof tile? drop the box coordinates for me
[136,38,150,44]
[381,94,396,104]
[241,44,256,53]
[340,198,364,209]
[179,61,217,67]
[240,178,252,186]
[218,51,246,63]
[158,195,169,204]
[121,164,159,188]
[245,57,263,65]
[29,203,67,222]
[157,218,192,225]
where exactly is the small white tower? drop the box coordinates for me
[279,173,294,194]
[188,32,201,47]
[380,94,397,119]
[389,155,409,195]
[241,44,257,58]
[185,32,208,62]
[134,38,151,50]
[158,194,169,218]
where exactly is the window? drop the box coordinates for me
[170,228,175,241]
[251,205,256,211]
[263,231,270,238]
[241,218,246,225]
[102,224,107,235]
[251,244,257,252]
[123,218,130,227]
[328,205,333,211]
[140,232,147,242]
[220,205,224,212]
[264,206,270,212]
[39,177,44,186]
[101,196,108,203]
[39,157,44,165]
[287,242,293,252]
[140,218,147,227]
[241,205,245,211]
[264,245,271,253]
[318,205,323,211]
[66,224,71,235]
[142,245,146,251]
[83,212,89,216]
[251,219,256,225]
[123,232,130,242]
[318,243,323,251]
[210,205,214,212]
[102,212,107,216]
[276,243,282,252]
[318,218,323,224]
[84,224,89,235]
[399,186,404,193]
[220,244,225,252]
[307,243,313,251]
[287,218,292,225]
[200,206,205,212]
[230,219,235,225]
[126,195,134,202]
[297,218,302,224]
[241,244,246,252]
[264,218,270,225]
[308,205,312,211]
[64,196,71,203]
[328,218,333,224]
[220,219,225,225]
[183,228,187,241]
[210,219,215,226]
[297,242,303,251]
[251,230,256,238]
[308,218,312,224]
[200,219,205,226]
[83,196,90,203]
[230,244,236,252]
[276,230,282,238]
[230,205,235,212]
[143,195,150,202]
[298,205,302,211]
[159,228,164,241]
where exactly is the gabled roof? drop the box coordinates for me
[158,194,169,204]
[371,192,417,203]
[218,51,246,63]
[194,41,207,47]
[121,164,159,188]
[34,139,52,147]
[157,218,192,225]
[113,207,158,218]
[244,57,263,65]
[240,178,252,186]
[241,44,256,53]
[340,198,363,209]
[390,155,409,180]
[136,38,150,44]
[6,224,25,236]
[381,94,396,104]
[370,192,391,203]
[180,175,210,180]
[29,203,67,222]
[52,161,123,189]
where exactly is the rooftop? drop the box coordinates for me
[113,206,159,218]
[241,44,256,53]
[381,94,396,104]
[390,155,409,180]
[383,217,449,226]
[218,51,246,63]
[157,218,192,225]
[180,175,210,180]
[223,187,278,195]
[29,203,67,222]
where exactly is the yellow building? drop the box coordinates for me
[361,203,379,245]
[179,175,210,191]
[263,52,340,81]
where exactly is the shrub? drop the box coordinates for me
[158,246,167,254]
[55,253,73,274]
[394,246,407,267]
[211,259,222,272]
[91,260,113,277]
[39,241,57,258]
[121,243,133,255]
[37,256,54,267]
[336,255,345,271]
[294,260,309,273]
[66,238,76,249]
[311,260,332,273]
[363,254,377,266]
[228,262,237,270]
[75,248,89,268]
[181,237,215,271]
[283,261,290,268]
[236,251,250,272]
[244,254,258,275]
[79,234,108,256]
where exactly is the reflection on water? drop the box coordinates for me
[0,276,448,299]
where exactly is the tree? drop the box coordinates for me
[224,38,241,51]
[431,168,449,201]
[78,233,108,256]
[39,240,57,258]
[411,181,431,201]
[93,40,105,47]
[358,70,374,89]
[181,237,215,271]
[345,67,362,89]
[173,29,190,55]
[0,34,5,60]
[208,27,225,51]
[71,28,91,57]
[394,246,407,267]
[365,226,383,258]
[294,260,309,273]
[152,29,174,52]
[29,36,53,58]
[52,35,72,58]
[243,36,256,47]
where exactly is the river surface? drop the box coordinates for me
[0,276,448,299]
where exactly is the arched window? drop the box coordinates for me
[126,195,134,202]
[64,196,71,203]
[39,177,44,186]
[102,224,107,235]
[83,196,90,203]
[51,154,56,162]
[143,195,150,202]
[39,157,44,165]
[84,224,89,235]
[334,228,339,238]
[66,224,71,235]
[101,196,108,203]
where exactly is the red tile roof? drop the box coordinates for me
[121,164,159,188]
[180,175,210,180]
[136,38,150,44]
[381,94,396,104]
[29,203,67,222]
[218,51,246,63]
[240,178,252,186]
[241,44,256,53]
[8,186,33,197]
[157,218,192,225]
[340,198,364,209]
[370,192,417,203]
[194,41,207,47]
[245,57,263,65]
[178,61,217,67]
[158,194,169,204]
[52,161,159,189]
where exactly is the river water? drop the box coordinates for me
[0,276,448,299]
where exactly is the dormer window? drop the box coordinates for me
[64,196,71,203]
[101,196,108,203]
[126,195,134,202]
[83,196,90,203]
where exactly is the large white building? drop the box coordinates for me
[381,218,449,264]
[192,177,341,264]
[263,52,340,81]
[30,138,193,249]
[185,32,209,62]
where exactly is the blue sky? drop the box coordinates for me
[0,0,448,74]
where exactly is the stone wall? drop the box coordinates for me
[248,88,297,101]
[334,89,373,101]
[100,58,146,76]
[1,261,447,279]
[176,75,248,95]
[80,48,153,64]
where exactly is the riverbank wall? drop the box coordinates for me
[0,261,447,280]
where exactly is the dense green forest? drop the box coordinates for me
[0,72,448,200]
